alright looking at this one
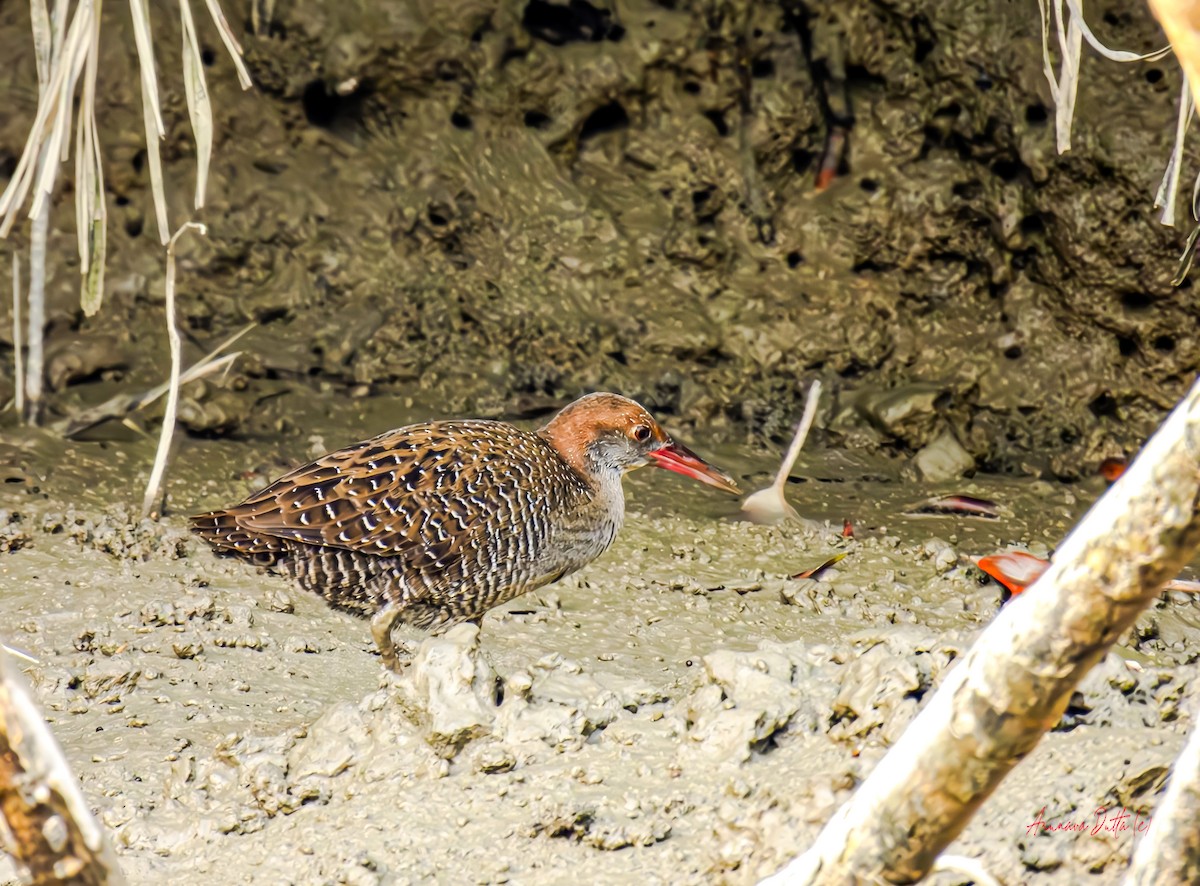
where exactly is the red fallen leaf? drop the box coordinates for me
[842,519,854,539]
[792,551,849,580]
[981,549,1200,601]
[1099,457,1128,483]
[977,550,1050,598]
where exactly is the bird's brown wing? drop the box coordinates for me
[192,421,582,581]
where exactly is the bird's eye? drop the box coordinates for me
[632,424,652,443]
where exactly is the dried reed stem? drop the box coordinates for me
[11,254,22,416]
[142,221,206,518]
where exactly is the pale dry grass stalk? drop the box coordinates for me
[10,254,22,416]
[0,0,251,425]
[26,197,47,424]
[142,221,206,519]
[1038,0,1191,225]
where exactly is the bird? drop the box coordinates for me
[191,392,740,669]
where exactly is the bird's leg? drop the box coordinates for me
[370,602,407,672]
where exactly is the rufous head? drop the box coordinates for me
[539,393,740,494]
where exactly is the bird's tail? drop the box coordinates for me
[190,509,288,561]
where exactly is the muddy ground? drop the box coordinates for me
[2,0,1200,883]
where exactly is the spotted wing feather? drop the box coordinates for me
[192,420,589,590]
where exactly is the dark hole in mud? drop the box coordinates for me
[1089,392,1118,418]
[1145,68,1164,84]
[786,250,804,268]
[1019,214,1045,235]
[608,350,627,365]
[751,58,775,78]
[683,81,701,95]
[1056,692,1092,731]
[933,102,961,119]
[201,46,216,66]
[990,158,1021,181]
[691,187,718,219]
[1117,335,1138,357]
[522,0,619,45]
[301,79,369,130]
[1121,290,1154,310]
[703,109,729,136]
[791,148,814,174]
[131,150,145,173]
[750,734,782,755]
[125,217,144,238]
[0,152,14,180]
[911,14,936,62]
[523,110,551,129]
[951,180,982,200]
[975,73,993,90]
[115,194,130,207]
[846,64,885,87]
[579,101,629,139]
[450,111,473,130]
[1004,345,1022,360]
[1025,102,1049,125]
[1011,249,1035,271]
[1154,334,1176,352]
[860,178,878,192]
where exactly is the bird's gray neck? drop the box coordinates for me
[560,459,626,564]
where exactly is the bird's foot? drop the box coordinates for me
[371,603,417,672]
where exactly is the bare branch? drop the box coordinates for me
[761,377,1200,883]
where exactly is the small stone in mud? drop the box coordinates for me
[261,588,296,613]
[77,659,141,698]
[469,740,516,774]
[913,430,975,482]
[780,578,832,608]
[173,640,204,659]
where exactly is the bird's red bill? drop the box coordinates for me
[649,443,740,494]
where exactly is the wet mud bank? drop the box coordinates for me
[2,0,1200,882]
[3,433,1200,883]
